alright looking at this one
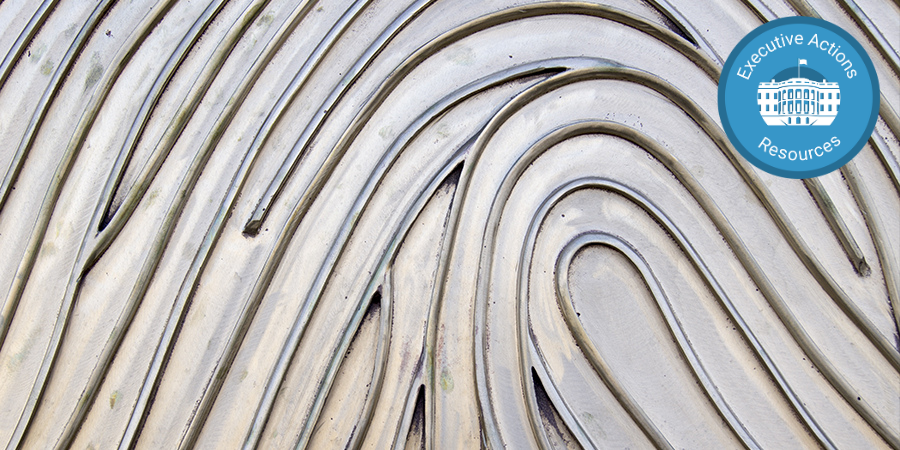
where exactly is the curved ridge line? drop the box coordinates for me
[240,59,565,448]
[48,1,254,448]
[615,65,900,372]
[556,232,733,449]
[0,1,179,448]
[447,66,824,447]
[243,0,438,234]
[449,63,888,446]
[420,11,718,444]
[98,0,232,231]
[467,101,760,447]
[235,0,379,234]
[589,75,900,445]
[519,125,834,449]
[842,162,900,347]
[836,0,900,80]
[248,5,716,447]
[0,0,118,352]
[293,157,458,450]
[235,3,715,444]
[0,0,114,215]
[538,172,832,450]
[804,177,869,275]
[504,136,768,448]
[556,120,895,446]
[103,1,292,447]
[556,183,790,449]
[0,0,60,91]
[242,1,719,234]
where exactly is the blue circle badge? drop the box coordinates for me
[719,17,879,179]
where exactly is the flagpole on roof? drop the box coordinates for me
[797,59,807,79]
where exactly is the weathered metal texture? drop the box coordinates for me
[0,0,897,448]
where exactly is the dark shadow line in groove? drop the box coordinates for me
[233,0,375,237]
[1,1,180,448]
[643,0,722,64]
[2,0,241,447]
[738,0,778,22]
[243,0,436,235]
[242,1,718,235]
[835,0,900,79]
[0,0,60,91]
[803,177,869,276]
[455,65,847,446]
[344,278,393,449]
[642,0,696,45]
[304,288,382,447]
[406,385,426,450]
[556,232,758,449]
[237,5,725,437]
[114,1,282,447]
[237,61,571,448]
[97,0,232,232]
[526,342,597,448]
[0,0,116,215]
[842,162,900,352]
[531,368,578,449]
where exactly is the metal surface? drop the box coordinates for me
[0,0,897,448]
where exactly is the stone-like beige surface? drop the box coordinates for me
[0,0,897,448]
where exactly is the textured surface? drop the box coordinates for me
[0,0,898,448]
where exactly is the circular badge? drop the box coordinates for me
[719,17,879,179]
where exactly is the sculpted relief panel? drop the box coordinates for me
[0,0,897,448]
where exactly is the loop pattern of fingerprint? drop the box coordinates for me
[0,0,897,448]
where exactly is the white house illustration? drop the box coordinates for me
[757,60,840,126]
